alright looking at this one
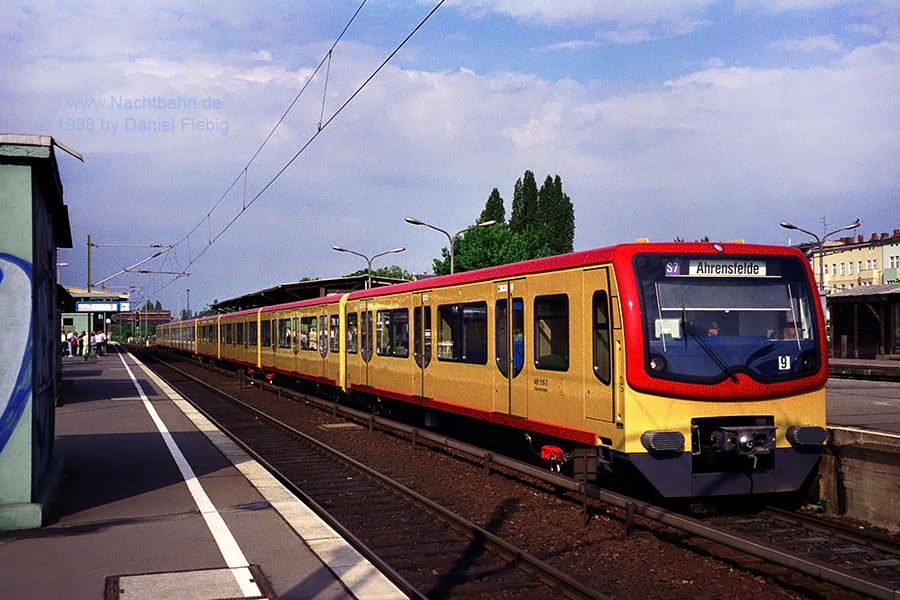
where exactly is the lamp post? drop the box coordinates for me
[404,217,497,274]
[780,218,860,294]
[332,246,405,289]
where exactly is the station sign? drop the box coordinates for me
[76,301,128,313]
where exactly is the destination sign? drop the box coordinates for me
[76,301,126,312]
[688,260,767,277]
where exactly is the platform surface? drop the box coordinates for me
[0,346,406,600]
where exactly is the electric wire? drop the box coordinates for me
[147,0,445,306]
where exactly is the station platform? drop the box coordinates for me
[0,345,407,600]
[829,357,900,381]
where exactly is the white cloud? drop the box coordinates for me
[770,35,844,53]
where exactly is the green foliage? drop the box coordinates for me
[431,224,549,276]
[674,236,711,242]
[536,175,574,255]
[430,170,574,275]
[509,170,539,234]
[344,265,415,281]
[479,188,506,224]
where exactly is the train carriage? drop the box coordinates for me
[157,241,827,498]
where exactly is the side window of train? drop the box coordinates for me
[495,300,509,377]
[413,306,433,368]
[377,309,409,358]
[271,319,276,349]
[260,319,271,348]
[278,318,291,349]
[319,315,327,357]
[236,322,244,346]
[437,302,488,364]
[225,323,233,345]
[346,312,359,353]
[293,317,300,354]
[360,311,374,362]
[330,315,340,353]
[593,291,612,384]
[534,294,569,371]
[248,321,257,347]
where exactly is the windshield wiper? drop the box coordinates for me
[681,305,739,384]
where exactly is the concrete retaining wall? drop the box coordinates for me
[817,427,900,533]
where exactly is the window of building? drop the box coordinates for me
[840,263,845,275]
[534,294,569,371]
[346,312,359,353]
[437,302,487,364]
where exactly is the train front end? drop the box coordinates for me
[618,244,827,498]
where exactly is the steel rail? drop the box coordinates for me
[156,348,900,600]
[148,353,608,600]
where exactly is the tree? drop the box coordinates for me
[479,188,505,224]
[154,300,163,310]
[431,224,548,276]
[536,175,574,255]
[509,170,538,234]
[344,265,415,281]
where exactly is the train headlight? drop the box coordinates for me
[649,354,667,372]
[641,430,685,452]
[787,426,827,447]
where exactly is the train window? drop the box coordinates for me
[496,299,525,378]
[293,317,300,354]
[330,315,340,353]
[278,318,291,349]
[413,306,432,368]
[376,309,409,358]
[236,322,244,346]
[437,302,488,364]
[496,300,509,377]
[225,323,233,345]
[260,319,270,347]
[248,321,257,346]
[318,316,327,356]
[346,313,359,353]
[592,291,611,384]
[300,316,316,350]
[534,295,569,371]
[361,311,373,362]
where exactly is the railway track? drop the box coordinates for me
[138,350,607,600]
[145,348,900,599]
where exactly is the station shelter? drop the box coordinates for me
[827,283,900,359]
[0,134,79,529]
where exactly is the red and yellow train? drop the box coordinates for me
[157,242,828,498]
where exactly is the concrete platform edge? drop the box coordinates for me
[128,350,407,600]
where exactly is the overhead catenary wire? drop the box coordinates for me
[147,0,446,303]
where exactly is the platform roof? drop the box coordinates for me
[210,275,408,312]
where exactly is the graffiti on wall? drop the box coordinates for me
[0,253,32,453]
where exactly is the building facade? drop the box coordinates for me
[807,230,900,294]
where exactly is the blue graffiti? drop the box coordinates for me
[0,253,32,454]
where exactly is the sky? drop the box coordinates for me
[2,0,899,315]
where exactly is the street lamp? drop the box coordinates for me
[405,217,497,274]
[780,218,860,294]
[56,262,68,281]
[332,246,405,289]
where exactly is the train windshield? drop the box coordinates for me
[633,254,821,384]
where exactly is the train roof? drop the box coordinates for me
[160,242,805,323]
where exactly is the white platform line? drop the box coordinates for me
[133,353,408,600]
[117,352,262,599]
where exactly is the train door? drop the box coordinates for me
[583,267,615,422]
[493,278,528,417]
[412,292,433,397]
[360,300,374,387]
